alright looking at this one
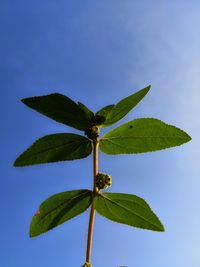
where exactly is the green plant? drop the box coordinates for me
[14,86,191,266]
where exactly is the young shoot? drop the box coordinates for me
[14,86,191,266]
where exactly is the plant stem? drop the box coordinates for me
[85,140,99,264]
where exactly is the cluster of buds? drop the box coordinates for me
[96,172,112,190]
[84,125,100,140]
[84,115,105,140]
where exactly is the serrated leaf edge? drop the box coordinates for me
[94,192,164,232]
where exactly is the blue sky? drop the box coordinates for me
[1,1,199,266]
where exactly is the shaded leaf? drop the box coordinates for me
[78,102,94,120]
[30,189,92,237]
[14,133,92,167]
[95,105,115,123]
[100,118,191,154]
[94,192,164,231]
[102,86,150,126]
[22,93,91,130]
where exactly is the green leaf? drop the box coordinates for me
[94,192,164,232]
[14,133,92,167]
[100,118,191,154]
[30,189,92,237]
[102,86,150,126]
[22,93,91,130]
[78,102,94,120]
[96,104,115,121]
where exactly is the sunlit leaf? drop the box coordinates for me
[100,118,191,154]
[14,133,92,166]
[102,86,150,126]
[95,104,115,123]
[94,192,164,231]
[30,189,92,237]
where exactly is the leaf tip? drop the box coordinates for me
[29,217,40,238]
[29,229,37,238]
[178,129,192,145]
[157,222,165,232]
[153,214,165,232]
[21,97,29,105]
[143,84,151,94]
[13,158,20,167]
[29,232,34,238]
[186,133,192,142]
[29,225,35,238]
[13,156,26,167]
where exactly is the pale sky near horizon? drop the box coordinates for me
[1,1,200,267]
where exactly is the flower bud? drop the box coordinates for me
[96,172,112,190]
[84,125,100,140]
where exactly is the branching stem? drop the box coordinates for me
[85,140,99,264]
